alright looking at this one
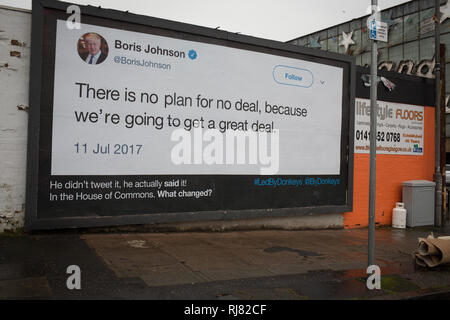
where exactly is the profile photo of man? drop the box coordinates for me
[78,32,108,65]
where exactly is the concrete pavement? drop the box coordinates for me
[1,227,450,299]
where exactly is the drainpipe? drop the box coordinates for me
[435,0,442,228]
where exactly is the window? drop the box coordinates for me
[328,35,338,53]
[352,30,362,56]
[404,40,419,62]
[404,13,419,42]
[419,8,435,39]
[389,45,404,68]
[419,36,435,60]
[389,17,404,46]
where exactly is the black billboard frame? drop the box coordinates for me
[25,0,355,230]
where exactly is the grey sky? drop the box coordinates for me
[0,0,410,41]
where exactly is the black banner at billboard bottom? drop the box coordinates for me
[38,175,346,219]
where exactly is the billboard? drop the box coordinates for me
[25,0,355,230]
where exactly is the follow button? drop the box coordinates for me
[272,65,314,88]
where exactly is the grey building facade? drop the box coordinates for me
[288,0,450,107]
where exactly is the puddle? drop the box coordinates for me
[264,246,322,257]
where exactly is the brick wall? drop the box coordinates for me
[344,106,435,228]
[0,7,31,231]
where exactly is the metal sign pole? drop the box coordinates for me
[368,0,378,267]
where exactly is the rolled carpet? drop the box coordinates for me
[414,235,450,267]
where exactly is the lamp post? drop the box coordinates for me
[368,0,378,267]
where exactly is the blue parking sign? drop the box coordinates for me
[369,20,377,40]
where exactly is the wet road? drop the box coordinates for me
[1,227,450,300]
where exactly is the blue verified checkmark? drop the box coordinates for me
[188,50,197,60]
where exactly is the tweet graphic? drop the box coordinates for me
[51,20,344,176]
